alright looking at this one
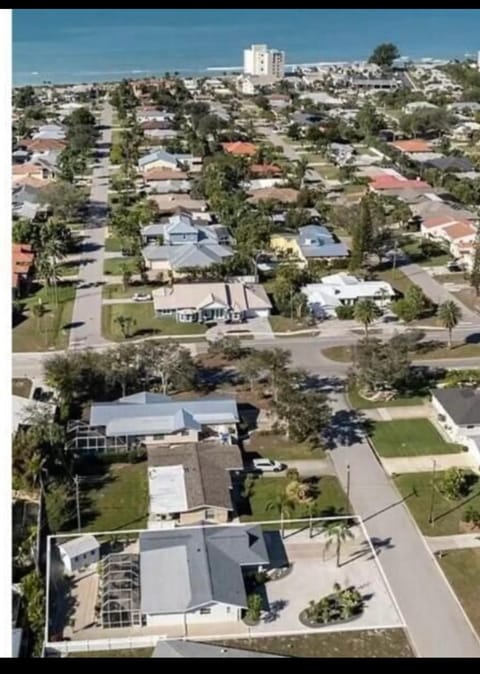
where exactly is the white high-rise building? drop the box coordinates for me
[243,44,285,78]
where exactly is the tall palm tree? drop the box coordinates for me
[31,302,46,346]
[437,301,462,349]
[322,520,354,567]
[353,299,380,343]
[266,490,294,539]
[293,157,310,189]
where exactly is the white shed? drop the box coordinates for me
[58,535,100,574]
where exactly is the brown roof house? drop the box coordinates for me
[248,186,299,205]
[147,442,243,526]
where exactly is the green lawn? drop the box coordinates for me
[371,419,464,457]
[394,471,480,535]
[377,269,414,296]
[103,257,138,276]
[102,303,207,341]
[71,648,153,658]
[322,345,354,362]
[439,549,480,636]
[347,385,425,410]
[402,240,451,268]
[245,432,325,460]
[56,261,79,277]
[268,315,313,333]
[12,378,32,398]
[102,283,156,300]
[216,629,414,657]
[13,283,76,352]
[241,476,349,528]
[317,164,340,180]
[104,236,124,253]
[80,463,149,532]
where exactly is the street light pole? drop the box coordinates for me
[346,463,351,504]
[428,459,437,527]
[74,475,82,533]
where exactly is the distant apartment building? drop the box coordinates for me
[243,44,285,78]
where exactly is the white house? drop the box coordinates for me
[302,272,395,319]
[431,388,480,462]
[58,535,100,574]
[140,525,270,628]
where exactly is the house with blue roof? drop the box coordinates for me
[65,392,240,452]
[271,223,349,267]
[138,149,194,172]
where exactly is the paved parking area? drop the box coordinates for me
[67,568,99,636]
[251,528,403,635]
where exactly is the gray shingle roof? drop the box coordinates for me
[152,639,283,658]
[425,156,475,173]
[143,242,233,268]
[139,149,192,168]
[148,442,243,510]
[432,388,480,426]
[90,395,239,437]
[139,525,269,615]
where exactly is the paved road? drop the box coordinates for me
[401,263,479,324]
[256,124,301,161]
[69,101,113,349]
[328,392,480,658]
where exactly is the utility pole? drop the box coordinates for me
[346,463,351,504]
[74,475,82,533]
[428,459,437,527]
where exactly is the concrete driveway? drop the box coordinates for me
[251,528,403,636]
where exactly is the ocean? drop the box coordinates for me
[12,9,480,86]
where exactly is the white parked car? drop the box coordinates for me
[252,458,287,473]
[132,293,152,302]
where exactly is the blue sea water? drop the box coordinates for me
[12,9,480,86]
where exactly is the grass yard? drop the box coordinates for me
[402,240,451,268]
[102,303,207,341]
[347,385,425,410]
[323,342,480,363]
[439,549,480,636]
[322,345,353,362]
[452,288,480,315]
[80,463,149,532]
[103,236,124,253]
[268,315,313,333]
[12,378,32,398]
[72,648,153,658]
[394,471,480,536]
[103,257,137,276]
[370,419,464,457]
[377,269,413,296]
[56,261,79,277]
[245,432,326,460]
[317,164,340,180]
[216,629,414,657]
[102,283,157,300]
[13,283,76,352]
[240,475,349,527]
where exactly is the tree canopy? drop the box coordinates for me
[368,43,400,70]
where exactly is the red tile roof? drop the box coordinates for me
[369,175,431,191]
[222,141,257,156]
[390,139,432,153]
[12,243,35,288]
[20,138,67,152]
[442,221,477,241]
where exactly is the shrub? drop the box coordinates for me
[438,468,468,500]
[463,505,480,527]
[246,593,262,622]
[335,304,354,320]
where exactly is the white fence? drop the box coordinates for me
[49,634,161,656]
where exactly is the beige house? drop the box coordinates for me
[153,282,272,323]
[147,443,243,527]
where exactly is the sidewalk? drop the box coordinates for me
[361,405,431,422]
[381,453,478,476]
[426,534,480,553]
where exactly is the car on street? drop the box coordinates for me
[132,293,153,302]
[252,458,287,473]
[446,261,462,272]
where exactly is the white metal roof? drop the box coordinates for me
[58,535,99,559]
[148,465,188,515]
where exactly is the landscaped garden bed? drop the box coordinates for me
[299,583,364,628]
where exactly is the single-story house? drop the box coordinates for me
[139,525,270,627]
[58,535,100,574]
[147,442,243,526]
[369,175,431,192]
[431,388,480,461]
[12,184,48,220]
[12,243,35,297]
[137,109,174,124]
[390,139,432,154]
[412,199,477,224]
[77,392,240,450]
[350,78,400,90]
[248,186,299,205]
[249,163,282,177]
[12,395,57,434]
[148,194,207,215]
[138,150,195,173]
[424,156,475,173]
[19,138,67,154]
[403,101,438,114]
[12,161,53,184]
[153,282,272,323]
[143,241,233,274]
[420,215,477,261]
[143,168,190,193]
[32,124,66,141]
[302,272,395,319]
[221,141,257,157]
[271,225,349,265]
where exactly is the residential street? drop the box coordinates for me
[69,101,113,349]
[327,391,480,658]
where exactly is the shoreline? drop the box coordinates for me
[12,56,454,89]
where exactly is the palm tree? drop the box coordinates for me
[292,157,310,189]
[266,490,294,539]
[353,299,380,343]
[121,266,132,291]
[114,315,136,339]
[437,301,462,349]
[302,500,318,539]
[31,302,46,346]
[322,520,354,567]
